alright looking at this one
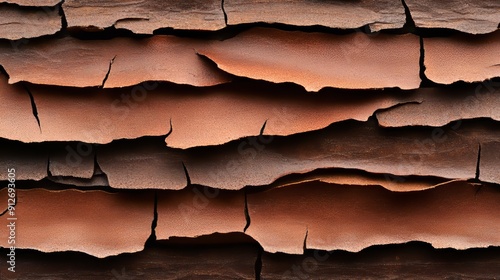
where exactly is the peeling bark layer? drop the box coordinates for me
[164,85,423,149]
[0,80,422,147]
[0,36,230,88]
[423,31,500,84]
[376,85,500,127]
[198,28,421,91]
[0,189,154,258]
[2,119,497,189]
[273,169,450,192]
[98,138,186,190]
[183,119,496,189]
[0,4,61,40]
[63,0,225,32]
[224,0,405,32]
[247,180,500,254]
[405,0,500,34]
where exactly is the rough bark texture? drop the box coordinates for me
[0,189,154,258]
[0,4,61,40]
[0,36,230,88]
[63,0,225,32]
[198,28,421,91]
[0,1,498,278]
[224,0,406,31]
[405,0,500,34]
[247,180,500,254]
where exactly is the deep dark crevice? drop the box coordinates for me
[145,191,158,247]
[243,192,251,232]
[153,21,372,41]
[165,118,173,138]
[59,0,68,31]
[303,228,309,252]
[92,152,99,176]
[418,36,439,88]
[101,55,116,88]
[0,65,9,79]
[401,0,416,31]
[372,100,422,125]
[46,155,52,177]
[221,0,228,26]
[259,120,267,136]
[475,144,481,180]
[69,25,144,40]
[243,164,450,195]
[92,148,111,185]
[22,83,42,132]
[163,118,174,145]
[182,162,191,186]
[255,247,263,280]
[419,36,426,86]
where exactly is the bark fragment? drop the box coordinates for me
[0,73,41,142]
[423,31,500,84]
[198,28,421,91]
[224,0,406,32]
[156,187,246,240]
[0,36,230,88]
[376,85,500,127]
[24,84,174,144]
[246,180,500,254]
[63,0,225,32]
[405,0,500,34]
[0,4,61,40]
[97,138,186,190]
[0,189,154,258]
